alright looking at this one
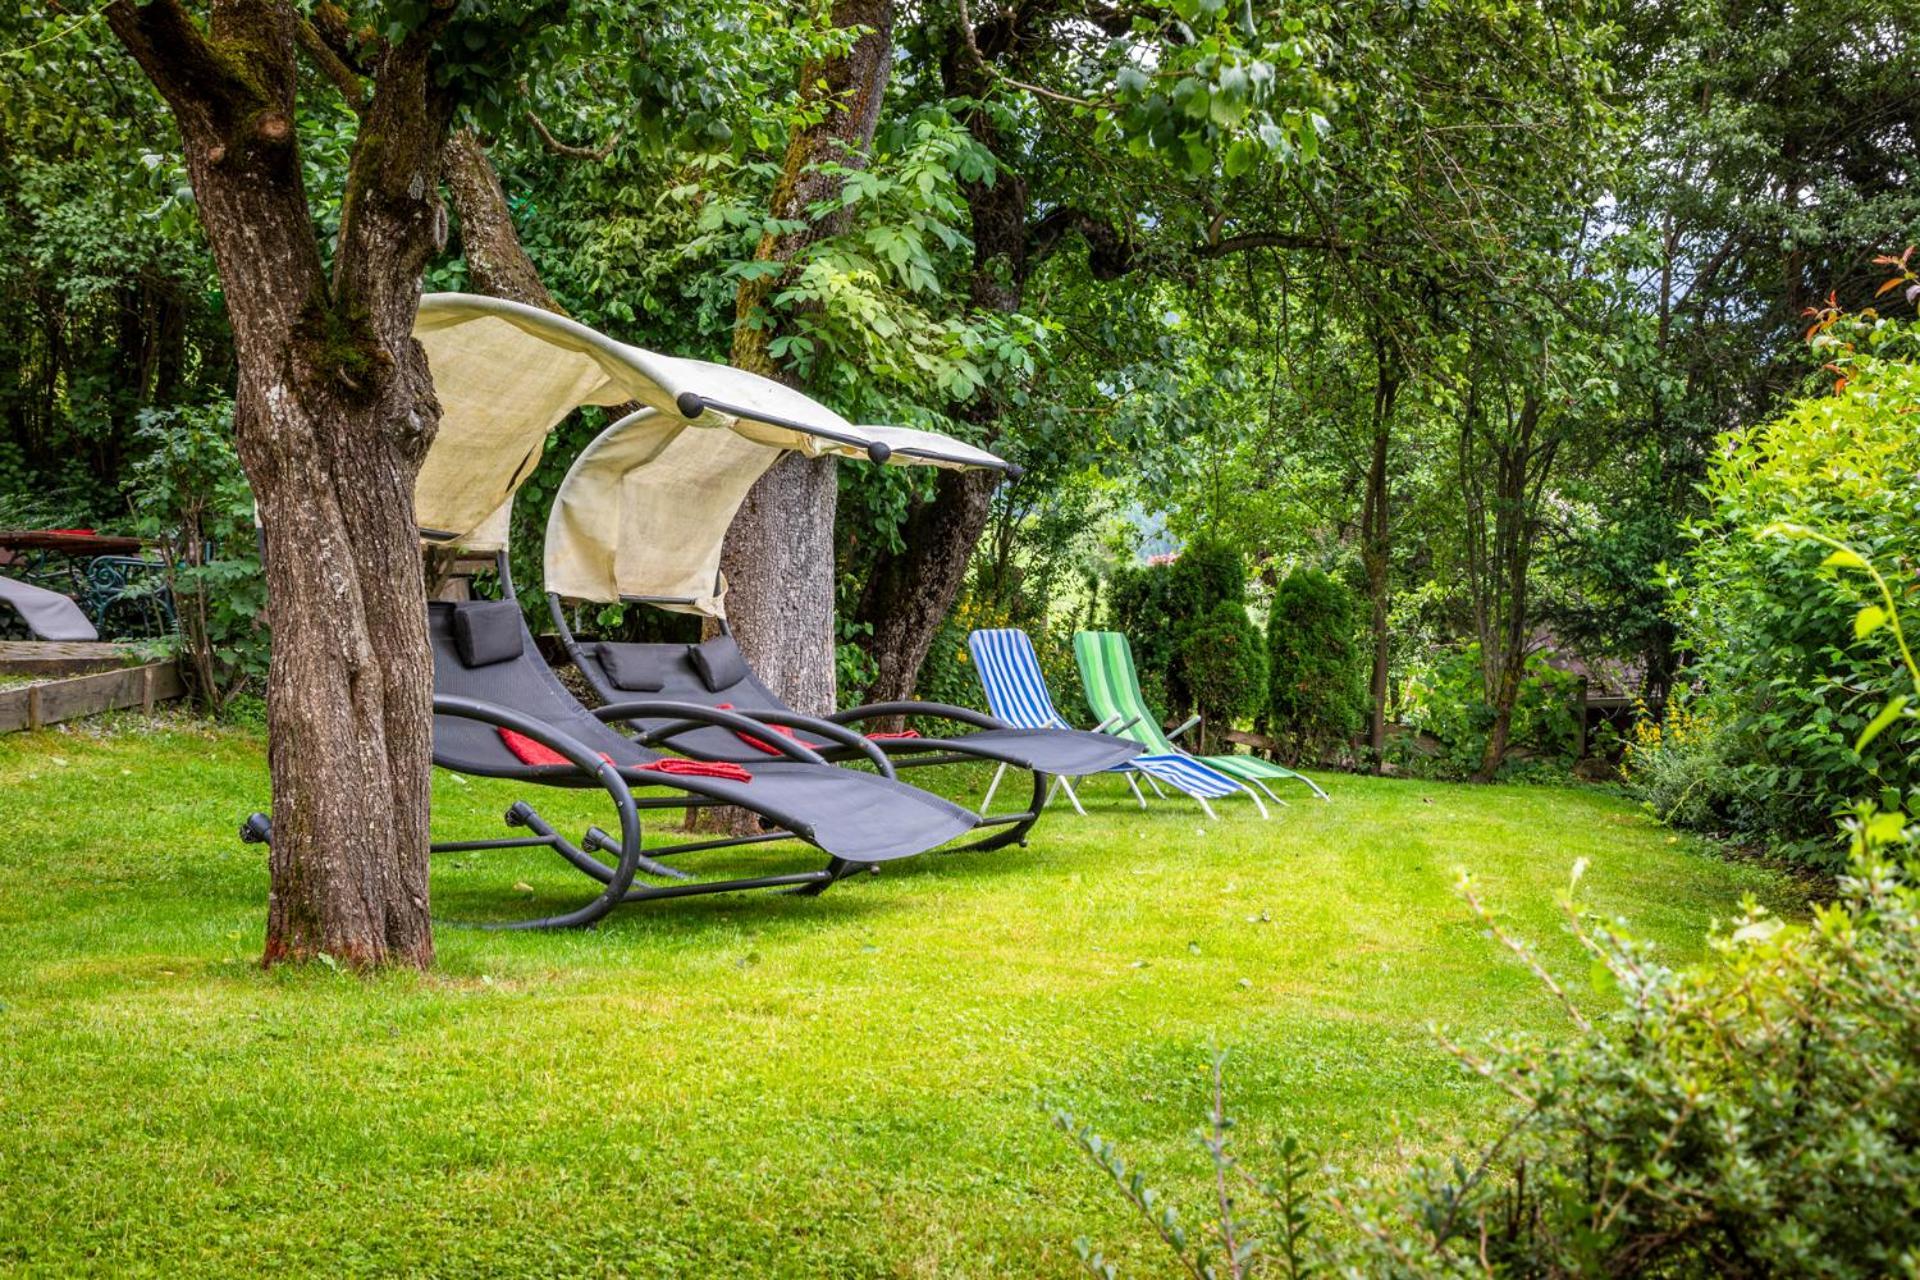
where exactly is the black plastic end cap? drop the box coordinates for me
[674,391,706,420]
[1006,463,1025,479]
[866,441,893,464]
[240,812,273,845]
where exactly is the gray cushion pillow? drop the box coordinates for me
[451,601,524,668]
[596,643,668,693]
[687,634,749,692]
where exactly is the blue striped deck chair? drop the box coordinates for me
[968,627,1246,818]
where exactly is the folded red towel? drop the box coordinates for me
[498,728,612,768]
[634,758,752,782]
[715,703,800,755]
[865,729,922,740]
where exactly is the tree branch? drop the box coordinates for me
[1028,205,1134,279]
[524,109,618,161]
[1194,230,1354,257]
[296,16,365,110]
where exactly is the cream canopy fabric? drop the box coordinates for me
[410,293,1013,615]
[544,408,1010,616]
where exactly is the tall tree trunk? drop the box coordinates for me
[1361,350,1399,770]
[110,0,453,969]
[718,0,895,718]
[1469,393,1548,783]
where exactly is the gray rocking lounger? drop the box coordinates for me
[0,574,99,641]
[247,600,979,930]
[548,598,1144,850]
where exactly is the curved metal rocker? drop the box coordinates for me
[249,601,978,930]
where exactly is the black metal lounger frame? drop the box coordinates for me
[542,580,1053,855]
[239,553,948,930]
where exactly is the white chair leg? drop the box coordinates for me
[979,762,1006,815]
[1195,794,1219,821]
[1250,777,1289,807]
[1237,784,1270,820]
[1145,775,1169,800]
[1056,775,1088,816]
[1126,774,1148,809]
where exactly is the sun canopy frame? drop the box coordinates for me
[411,292,1015,617]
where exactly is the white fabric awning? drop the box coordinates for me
[543,408,1011,616]
[411,293,1013,613]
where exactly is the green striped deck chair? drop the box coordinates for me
[1074,630,1330,807]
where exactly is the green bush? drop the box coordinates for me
[1398,645,1580,779]
[1265,569,1366,764]
[1109,536,1248,717]
[1677,318,1920,861]
[1184,601,1267,753]
[123,401,268,713]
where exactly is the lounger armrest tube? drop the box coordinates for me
[589,699,834,768]
[612,705,896,779]
[432,694,646,929]
[828,701,1012,732]
[1099,714,1143,737]
[1168,714,1200,742]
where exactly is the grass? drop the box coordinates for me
[0,718,1805,1277]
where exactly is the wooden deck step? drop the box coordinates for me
[0,641,143,676]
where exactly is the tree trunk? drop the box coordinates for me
[110,0,453,969]
[717,0,895,716]
[1360,353,1399,770]
[856,467,999,713]
[845,7,1041,712]
[1467,392,1548,783]
[444,128,566,313]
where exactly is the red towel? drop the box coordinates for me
[45,527,96,536]
[498,728,612,768]
[865,729,921,740]
[634,758,752,782]
[497,730,750,781]
[715,703,800,755]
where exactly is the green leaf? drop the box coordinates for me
[1855,604,1888,639]
[1822,547,1868,570]
[1855,696,1908,753]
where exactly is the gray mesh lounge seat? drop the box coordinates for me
[251,600,979,931]
[549,604,1144,851]
[426,601,978,927]
[0,574,99,641]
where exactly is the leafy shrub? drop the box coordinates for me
[1676,318,1920,860]
[1185,601,1267,753]
[1109,536,1249,717]
[123,401,267,713]
[1265,569,1366,764]
[1622,694,1753,829]
[1398,645,1580,779]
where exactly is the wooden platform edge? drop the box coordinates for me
[0,660,185,733]
[0,640,144,676]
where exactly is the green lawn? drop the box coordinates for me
[0,720,1803,1277]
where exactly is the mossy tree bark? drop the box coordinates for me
[107,0,455,969]
[719,0,896,720]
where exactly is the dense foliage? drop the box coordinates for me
[1183,600,1267,753]
[1264,569,1366,765]
[0,0,1911,809]
[1633,318,1920,861]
